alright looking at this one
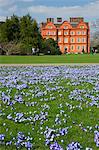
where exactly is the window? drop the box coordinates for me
[80,26,84,29]
[82,38,86,43]
[58,31,61,35]
[71,45,74,50]
[77,46,80,50]
[77,38,81,43]
[64,26,68,29]
[48,26,52,29]
[82,45,86,50]
[70,31,75,35]
[47,31,50,35]
[82,31,86,35]
[64,31,68,35]
[77,31,81,35]
[52,32,56,35]
[58,38,61,42]
[64,38,68,43]
[71,38,74,43]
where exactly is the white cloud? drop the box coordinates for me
[8,5,18,13]
[0,0,14,7]
[0,0,33,7]
[27,1,99,19]
[0,16,6,21]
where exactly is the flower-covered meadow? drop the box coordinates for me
[0,65,99,150]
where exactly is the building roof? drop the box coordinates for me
[41,20,89,29]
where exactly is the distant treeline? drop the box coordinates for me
[91,31,99,53]
[0,14,61,55]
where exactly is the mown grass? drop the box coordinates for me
[0,54,99,64]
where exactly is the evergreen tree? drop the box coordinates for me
[10,15,20,41]
[20,14,33,41]
[32,19,42,51]
[0,14,61,55]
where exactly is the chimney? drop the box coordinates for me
[47,18,54,23]
[70,17,84,23]
[57,17,62,23]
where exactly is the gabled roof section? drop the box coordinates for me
[60,21,72,29]
[45,22,56,29]
[77,21,89,29]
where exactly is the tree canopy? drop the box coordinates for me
[0,14,61,55]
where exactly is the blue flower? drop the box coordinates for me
[0,134,5,141]
[67,142,82,150]
[50,141,63,150]
[94,131,99,147]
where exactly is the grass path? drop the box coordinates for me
[0,63,99,67]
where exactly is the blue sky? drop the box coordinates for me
[17,0,96,7]
[0,0,99,32]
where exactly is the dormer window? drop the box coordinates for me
[80,25,84,29]
[48,26,52,29]
[64,26,68,29]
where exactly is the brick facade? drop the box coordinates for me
[40,17,90,53]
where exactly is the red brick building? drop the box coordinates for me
[40,17,90,53]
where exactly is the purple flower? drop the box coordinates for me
[59,128,68,136]
[50,141,63,150]
[94,131,99,147]
[6,141,12,145]
[45,139,50,145]
[25,141,32,149]
[67,142,82,150]
[0,134,5,141]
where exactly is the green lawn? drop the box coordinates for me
[0,54,99,64]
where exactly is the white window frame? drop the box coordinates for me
[64,38,68,43]
[82,31,86,35]
[58,31,61,35]
[52,32,56,35]
[80,26,84,29]
[48,26,52,29]
[71,45,74,50]
[70,31,75,35]
[58,38,61,42]
[71,38,74,43]
[77,38,81,43]
[47,31,50,35]
[64,26,68,29]
[82,38,86,43]
[64,31,68,35]
[77,45,80,50]
[77,31,81,35]
[82,45,86,50]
